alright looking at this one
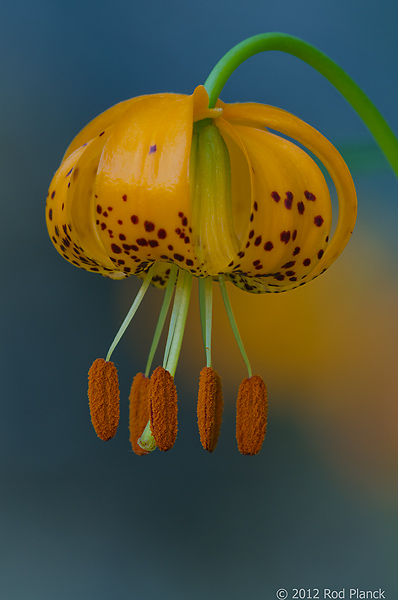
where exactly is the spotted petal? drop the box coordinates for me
[218,101,357,291]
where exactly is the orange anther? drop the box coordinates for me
[129,373,151,455]
[149,366,178,451]
[236,375,267,455]
[88,358,120,441]
[197,367,223,452]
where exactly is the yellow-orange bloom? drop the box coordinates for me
[45,85,356,293]
[46,81,356,455]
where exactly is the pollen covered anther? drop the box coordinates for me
[197,367,224,452]
[88,358,120,441]
[129,372,151,455]
[149,366,178,451]
[236,375,267,455]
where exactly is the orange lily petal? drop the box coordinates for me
[220,101,357,285]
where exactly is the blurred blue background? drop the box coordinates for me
[1,0,397,598]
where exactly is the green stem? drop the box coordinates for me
[218,276,252,378]
[204,32,398,177]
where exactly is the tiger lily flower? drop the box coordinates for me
[46,33,398,456]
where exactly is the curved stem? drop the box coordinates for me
[204,32,398,177]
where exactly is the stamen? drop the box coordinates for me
[163,269,193,376]
[197,367,223,452]
[88,358,120,441]
[148,366,178,451]
[105,263,158,362]
[145,264,178,377]
[129,373,151,455]
[218,275,252,377]
[236,375,268,455]
[198,276,213,367]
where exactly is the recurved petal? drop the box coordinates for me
[46,144,118,276]
[222,123,332,293]
[221,102,357,284]
[62,96,148,162]
[94,93,202,279]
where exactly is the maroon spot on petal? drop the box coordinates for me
[175,228,181,235]
[254,236,262,246]
[297,201,305,215]
[111,244,122,254]
[282,261,295,268]
[292,230,297,241]
[149,240,159,248]
[178,212,183,218]
[264,241,274,251]
[304,190,316,201]
[174,253,184,262]
[293,246,300,256]
[274,273,285,281]
[119,234,126,241]
[317,249,324,259]
[145,221,155,232]
[157,229,166,239]
[253,201,258,211]
[101,223,106,230]
[289,277,297,281]
[48,208,53,220]
[249,230,254,239]
[182,217,188,226]
[303,258,311,266]
[250,213,254,222]
[131,215,139,224]
[51,190,56,199]
[118,220,123,225]
[137,238,148,246]
[96,205,102,214]
[184,236,190,244]
[99,131,105,137]
[325,236,329,242]
[280,231,291,244]
[186,259,194,266]
[284,191,293,209]
[314,215,324,227]
[168,245,174,251]
[271,191,280,202]
[255,264,263,270]
[253,260,260,266]
[131,245,139,251]
[122,194,128,201]
[103,212,108,218]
